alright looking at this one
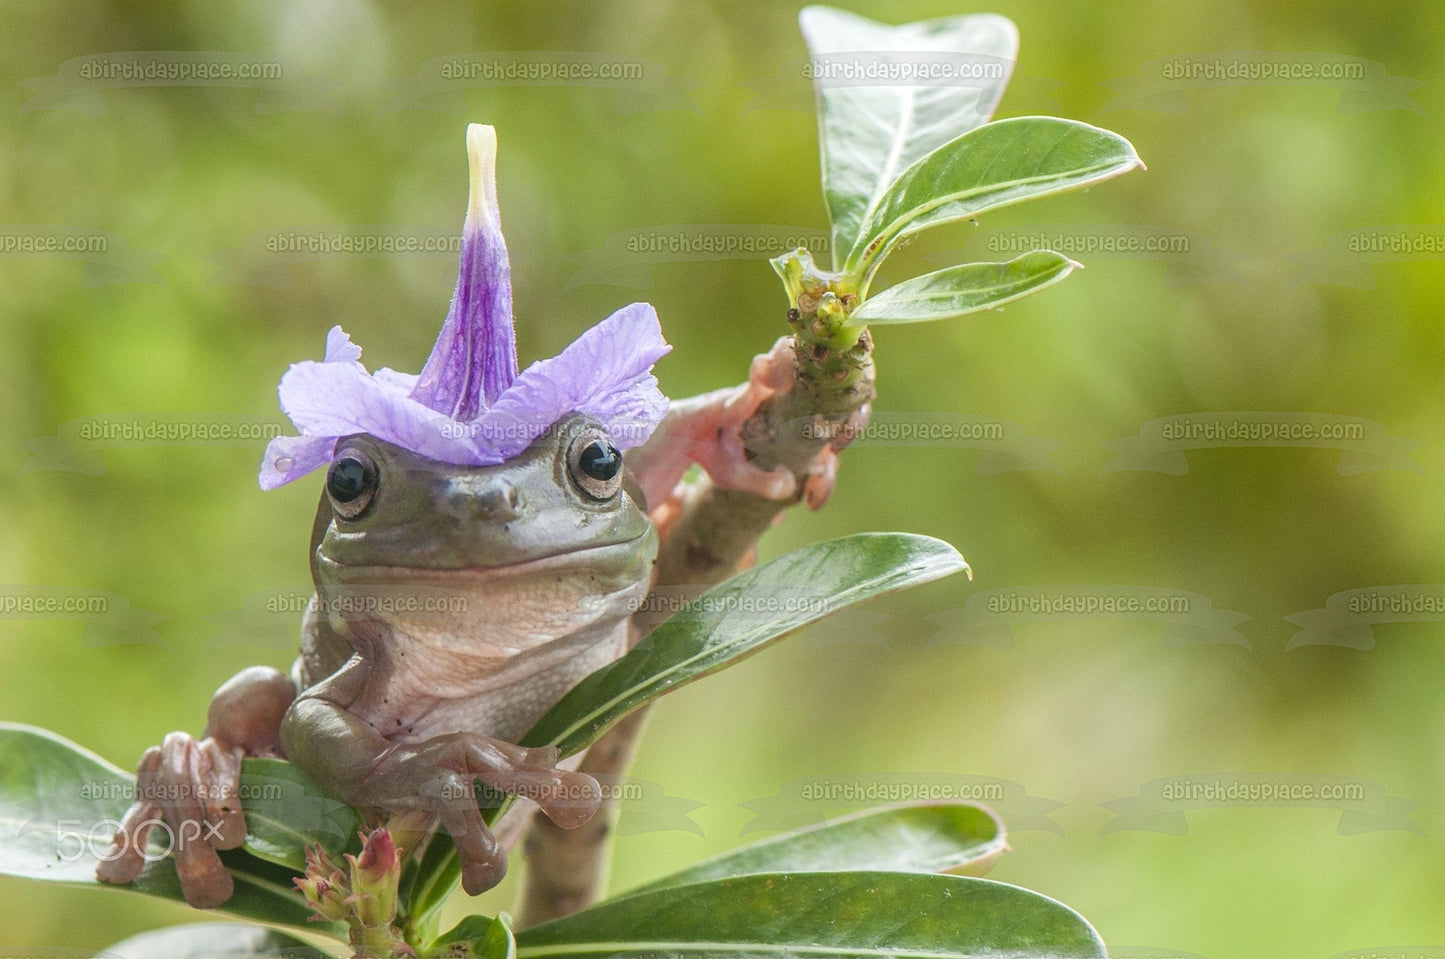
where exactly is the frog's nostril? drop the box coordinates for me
[475,478,523,521]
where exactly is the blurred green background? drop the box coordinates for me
[1,0,1442,955]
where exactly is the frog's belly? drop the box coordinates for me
[353,615,631,745]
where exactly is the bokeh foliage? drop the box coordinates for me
[0,1,1441,956]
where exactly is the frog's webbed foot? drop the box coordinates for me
[637,335,850,522]
[361,733,600,896]
[95,732,244,907]
[95,666,296,908]
[703,336,867,509]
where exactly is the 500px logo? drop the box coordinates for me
[48,817,224,864]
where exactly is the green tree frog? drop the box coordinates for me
[97,124,837,908]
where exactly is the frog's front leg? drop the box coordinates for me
[96,665,296,907]
[280,657,600,895]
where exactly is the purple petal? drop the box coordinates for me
[259,434,337,490]
[409,125,517,421]
[257,327,362,489]
[487,302,671,450]
[373,367,419,393]
[278,360,500,466]
[324,325,364,365]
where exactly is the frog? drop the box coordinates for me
[95,122,841,910]
[95,349,823,910]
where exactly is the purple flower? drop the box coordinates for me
[259,124,670,491]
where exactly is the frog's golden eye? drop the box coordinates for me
[326,450,378,519]
[567,429,623,501]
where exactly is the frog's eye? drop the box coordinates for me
[567,429,624,501]
[326,450,378,519]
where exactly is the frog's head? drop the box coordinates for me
[312,413,656,590]
[265,123,667,640]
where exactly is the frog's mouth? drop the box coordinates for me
[317,527,656,585]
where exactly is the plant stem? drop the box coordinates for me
[515,707,652,928]
[515,261,875,926]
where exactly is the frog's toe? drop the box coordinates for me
[458,736,601,830]
[522,768,601,830]
[694,440,799,501]
[173,832,234,909]
[433,792,507,895]
[96,745,163,885]
[802,447,839,511]
[459,846,508,896]
[749,335,797,393]
[194,735,247,849]
[410,763,509,895]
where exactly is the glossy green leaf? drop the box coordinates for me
[627,802,1007,895]
[105,922,333,958]
[850,251,1080,325]
[521,533,968,755]
[0,722,340,936]
[846,116,1144,281]
[516,872,1104,958]
[238,757,363,871]
[800,5,1018,263]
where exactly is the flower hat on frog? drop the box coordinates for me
[260,124,670,490]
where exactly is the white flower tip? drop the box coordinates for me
[465,123,500,231]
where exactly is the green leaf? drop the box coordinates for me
[626,802,1007,895]
[0,722,131,886]
[0,722,341,936]
[845,116,1144,281]
[105,922,334,958]
[435,912,518,959]
[405,829,465,937]
[800,5,1019,263]
[521,533,968,755]
[849,250,1080,325]
[238,757,364,871]
[515,872,1104,958]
